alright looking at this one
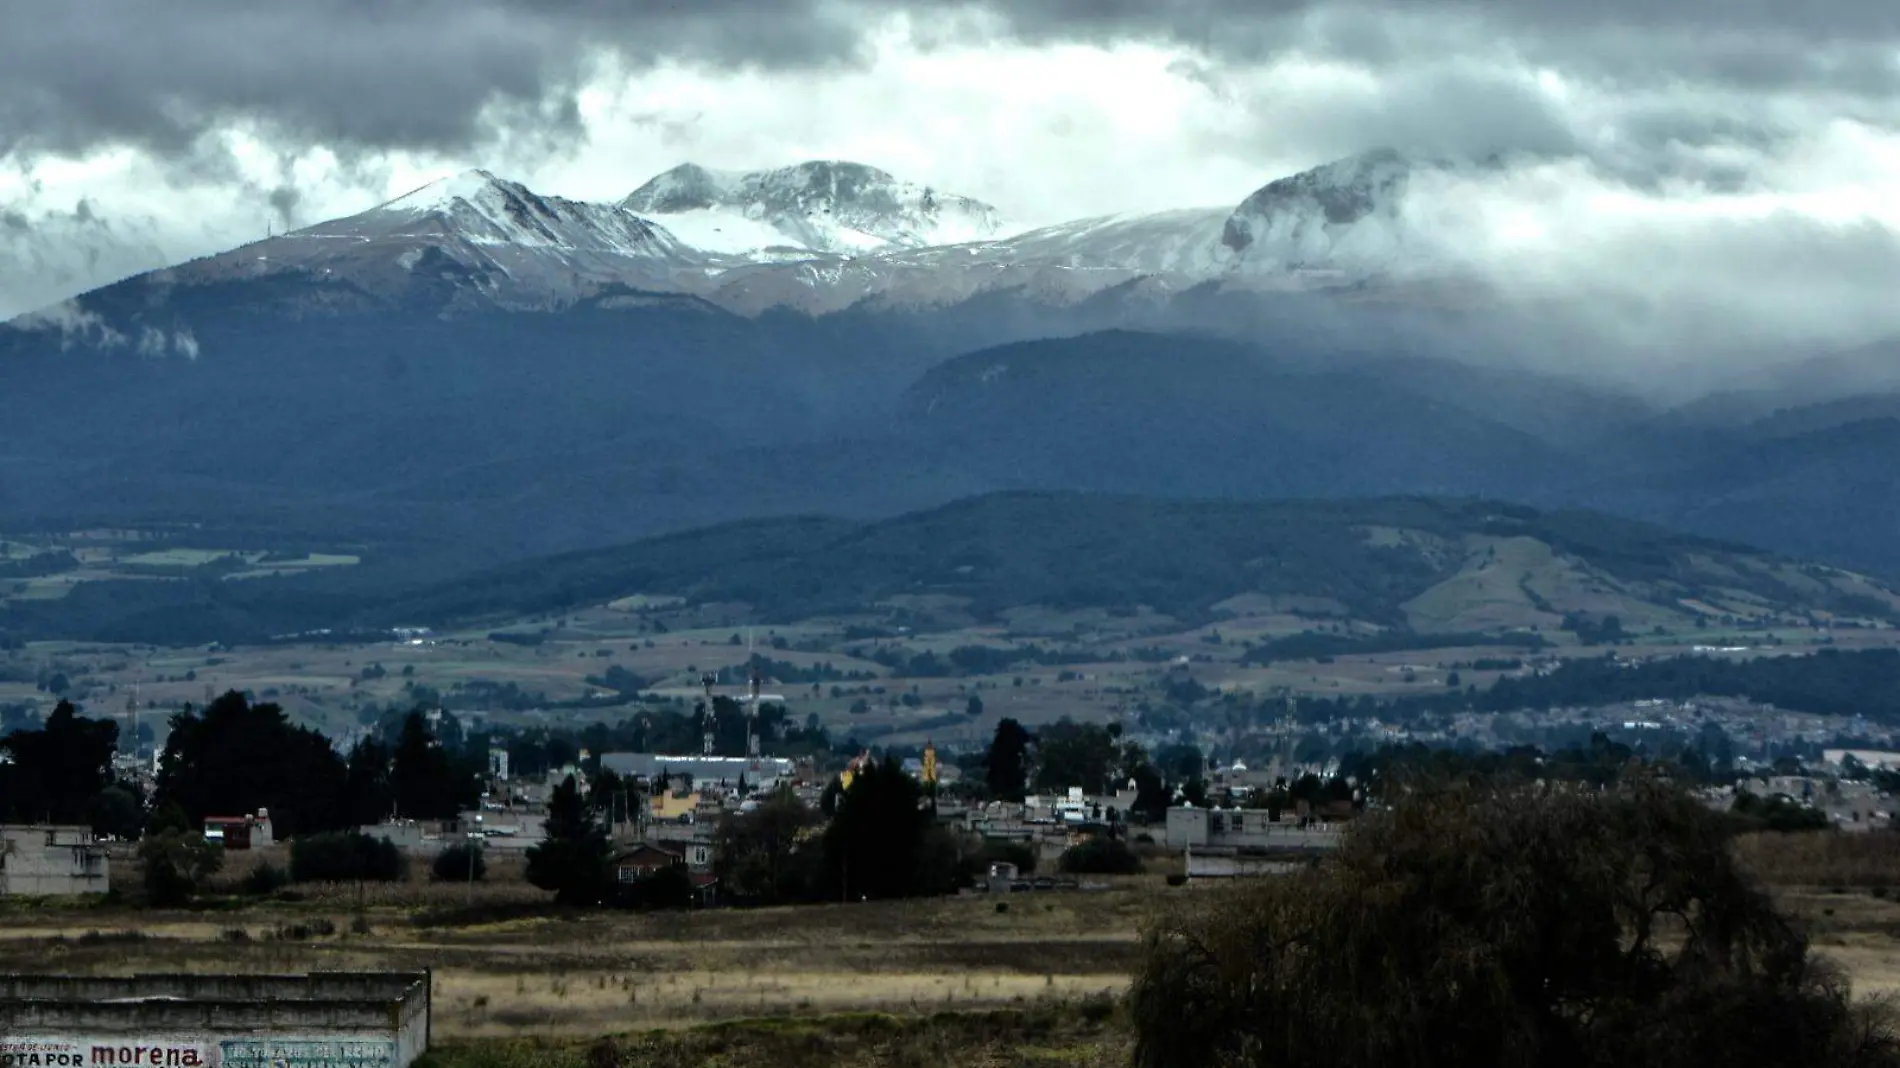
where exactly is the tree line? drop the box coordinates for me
[1285,648,1900,724]
[0,692,484,842]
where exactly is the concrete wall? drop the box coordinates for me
[0,828,109,898]
[1165,808,1342,852]
[0,973,430,1068]
[1186,852,1310,879]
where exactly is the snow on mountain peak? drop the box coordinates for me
[621,163,748,214]
[345,168,689,260]
[378,169,516,215]
[622,160,1008,259]
[1219,149,1422,270]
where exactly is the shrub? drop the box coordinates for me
[289,832,407,883]
[139,831,223,906]
[1058,836,1144,876]
[610,866,696,911]
[268,919,338,941]
[1131,775,1900,1068]
[1076,993,1119,1024]
[74,930,146,947]
[432,842,487,883]
[961,838,1037,885]
[243,862,289,896]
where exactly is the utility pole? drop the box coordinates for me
[466,812,483,906]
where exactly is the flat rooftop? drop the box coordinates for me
[0,972,427,1004]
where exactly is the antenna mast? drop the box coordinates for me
[126,683,140,761]
[743,628,764,760]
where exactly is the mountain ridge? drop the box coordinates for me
[2,149,1449,328]
[5,488,1893,648]
[368,490,1900,635]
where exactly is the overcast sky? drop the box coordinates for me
[4,0,1900,357]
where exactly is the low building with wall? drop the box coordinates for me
[0,972,431,1068]
[0,827,109,897]
[1165,806,1342,854]
[202,811,273,851]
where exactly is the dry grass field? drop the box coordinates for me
[0,877,1166,1039]
[8,834,1900,1066]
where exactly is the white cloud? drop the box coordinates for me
[2,8,1898,386]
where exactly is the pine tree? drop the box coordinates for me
[984,718,1033,802]
[526,775,608,905]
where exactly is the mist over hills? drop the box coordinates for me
[1,149,1898,637]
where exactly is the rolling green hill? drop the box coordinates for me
[374,492,1900,635]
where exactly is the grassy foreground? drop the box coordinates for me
[10,836,1900,1066]
[421,1006,1126,1068]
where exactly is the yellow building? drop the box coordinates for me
[648,791,701,822]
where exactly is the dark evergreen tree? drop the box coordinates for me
[152,691,349,837]
[985,718,1033,803]
[822,758,956,901]
[526,775,608,905]
[0,700,117,824]
[344,736,394,827]
[392,711,463,820]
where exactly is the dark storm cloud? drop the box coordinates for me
[976,0,1900,51]
[0,0,864,161]
[4,0,1895,167]
[266,186,300,228]
[980,1,1900,104]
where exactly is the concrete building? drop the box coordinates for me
[1165,806,1344,852]
[0,826,109,897]
[598,753,795,789]
[641,819,715,871]
[0,972,432,1068]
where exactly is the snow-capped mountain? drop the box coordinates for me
[5,151,1452,331]
[697,207,1235,315]
[59,170,711,317]
[690,152,1444,313]
[1221,148,1415,265]
[1216,149,1517,285]
[623,161,1009,260]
